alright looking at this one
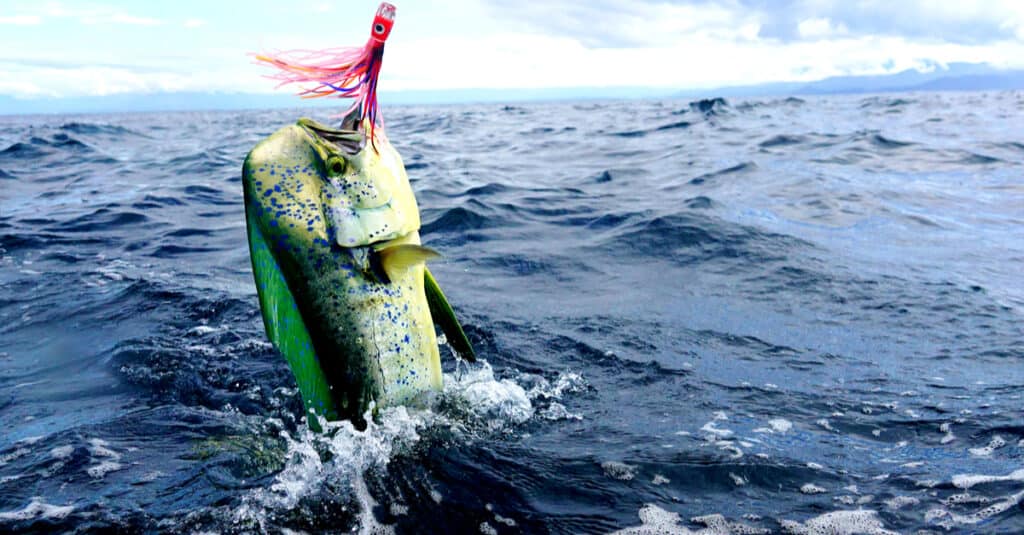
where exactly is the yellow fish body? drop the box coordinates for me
[242,118,474,429]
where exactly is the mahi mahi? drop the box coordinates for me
[242,117,475,429]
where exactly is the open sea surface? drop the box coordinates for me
[1,92,1023,533]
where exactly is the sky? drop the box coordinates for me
[1,0,1024,101]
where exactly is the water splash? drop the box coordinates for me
[232,360,583,531]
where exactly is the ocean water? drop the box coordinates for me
[1,92,1023,533]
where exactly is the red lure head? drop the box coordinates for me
[371,3,396,42]
[253,2,396,151]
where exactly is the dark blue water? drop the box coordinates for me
[1,92,1023,533]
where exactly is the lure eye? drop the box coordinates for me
[374,23,385,35]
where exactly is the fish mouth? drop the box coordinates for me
[329,200,405,248]
[297,116,364,155]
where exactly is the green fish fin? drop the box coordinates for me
[377,244,441,283]
[424,267,477,363]
[246,206,338,429]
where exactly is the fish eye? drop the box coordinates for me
[374,23,385,34]
[326,156,346,175]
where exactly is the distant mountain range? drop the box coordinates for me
[673,62,1024,98]
[0,87,671,115]
[1,62,1021,115]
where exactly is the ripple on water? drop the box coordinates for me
[2,96,1023,532]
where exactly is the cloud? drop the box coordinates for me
[8,2,164,26]
[748,0,1024,44]
[2,0,1024,100]
[483,0,760,47]
[482,0,1024,47]
[375,0,1024,92]
[796,17,848,39]
[0,62,263,99]
[77,12,163,26]
[382,29,1024,93]
[0,15,42,25]
[0,78,52,98]
[0,55,182,73]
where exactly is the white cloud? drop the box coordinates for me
[484,1,762,47]
[109,13,162,26]
[9,29,1024,100]
[0,15,42,25]
[797,17,848,39]
[80,13,162,26]
[761,0,1024,43]
[0,77,54,98]
[381,31,1024,91]
[3,0,1024,100]
[0,63,263,98]
[15,2,164,26]
[310,2,333,13]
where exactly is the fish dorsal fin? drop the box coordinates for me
[424,268,477,362]
[376,244,441,283]
[246,204,338,429]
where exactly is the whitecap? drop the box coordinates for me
[799,483,827,494]
[612,504,768,535]
[601,461,637,481]
[939,422,956,444]
[927,490,1024,528]
[700,422,733,438]
[779,510,897,535]
[0,448,30,467]
[50,445,74,459]
[0,497,74,521]
[884,496,919,510]
[768,418,793,433]
[967,435,1006,456]
[951,468,1024,489]
[86,438,123,479]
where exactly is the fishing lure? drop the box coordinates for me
[254,2,396,150]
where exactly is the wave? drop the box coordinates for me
[866,132,914,149]
[60,122,144,137]
[50,208,148,233]
[688,161,758,185]
[0,141,52,160]
[959,152,1003,164]
[3,94,1024,533]
[422,205,507,235]
[685,97,730,117]
[760,134,807,148]
[859,96,916,108]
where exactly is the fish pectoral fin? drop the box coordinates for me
[376,244,441,283]
[424,267,477,363]
[246,204,338,428]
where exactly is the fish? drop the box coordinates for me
[242,115,475,430]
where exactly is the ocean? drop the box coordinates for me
[1,92,1022,533]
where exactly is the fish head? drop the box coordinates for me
[243,118,421,252]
